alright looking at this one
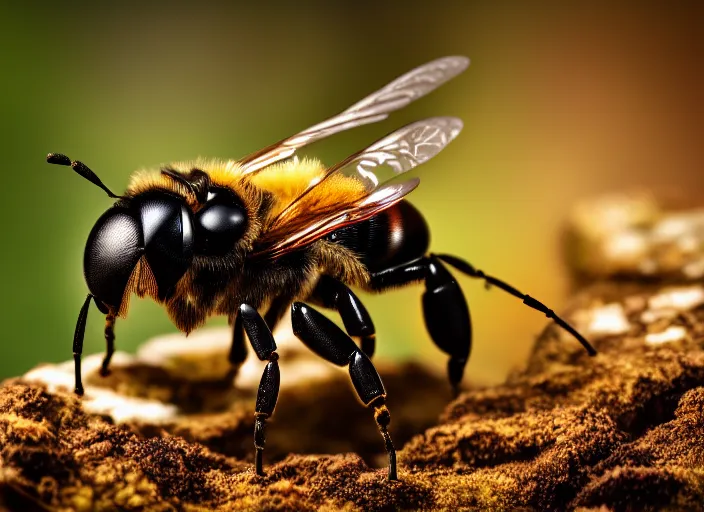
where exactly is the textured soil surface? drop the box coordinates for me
[3,196,704,511]
[3,280,704,511]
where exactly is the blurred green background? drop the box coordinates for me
[2,2,703,384]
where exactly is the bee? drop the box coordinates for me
[48,56,595,480]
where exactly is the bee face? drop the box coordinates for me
[83,174,253,315]
[84,191,196,313]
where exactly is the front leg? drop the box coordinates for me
[238,304,281,476]
[99,313,117,377]
[291,302,397,480]
[71,293,112,395]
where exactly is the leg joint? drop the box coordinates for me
[523,294,554,318]
[374,403,391,428]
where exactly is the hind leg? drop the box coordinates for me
[369,255,471,396]
[369,253,596,396]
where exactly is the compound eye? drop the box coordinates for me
[194,188,247,255]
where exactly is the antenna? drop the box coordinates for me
[47,153,123,199]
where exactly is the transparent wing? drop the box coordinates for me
[326,116,463,190]
[268,116,462,226]
[239,56,469,174]
[253,116,462,259]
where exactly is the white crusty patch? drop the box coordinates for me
[23,353,179,424]
[641,286,704,323]
[647,286,704,311]
[22,318,339,425]
[576,303,631,337]
[136,327,235,381]
[645,326,687,346]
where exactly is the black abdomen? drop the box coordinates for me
[327,200,430,273]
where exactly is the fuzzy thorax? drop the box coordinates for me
[126,157,365,227]
[118,157,370,332]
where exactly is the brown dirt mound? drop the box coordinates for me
[2,280,704,510]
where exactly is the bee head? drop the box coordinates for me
[84,192,195,313]
[48,154,249,314]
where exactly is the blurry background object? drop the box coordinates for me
[1,2,703,384]
[567,192,704,281]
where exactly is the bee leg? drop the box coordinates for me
[263,295,293,332]
[369,253,597,396]
[229,295,289,368]
[422,255,472,398]
[308,275,376,357]
[368,256,471,397]
[432,253,597,357]
[291,302,397,480]
[238,304,280,477]
[228,313,247,365]
[99,313,116,377]
[72,294,95,396]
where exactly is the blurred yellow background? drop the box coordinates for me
[1,3,703,384]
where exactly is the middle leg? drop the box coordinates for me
[307,275,376,358]
[228,295,294,367]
